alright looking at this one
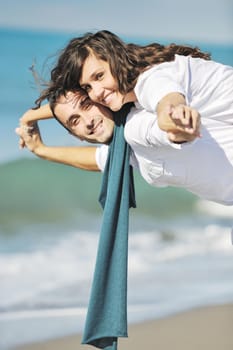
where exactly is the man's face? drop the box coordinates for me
[54,91,114,144]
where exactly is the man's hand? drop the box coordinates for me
[15,122,43,153]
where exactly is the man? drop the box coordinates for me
[16,91,114,171]
[16,90,233,205]
[16,89,195,171]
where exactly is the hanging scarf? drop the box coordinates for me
[82,103,136,349]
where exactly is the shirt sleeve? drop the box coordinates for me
[95,145,109,172]
[134,62,185,112]
[125,108,184,149]
[147,119,182,148]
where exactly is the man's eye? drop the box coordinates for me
[81,98,92,110]
[70,117,79,126]
[84,101,92,110]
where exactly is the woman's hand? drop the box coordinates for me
[167,104,201,137]
[157,92,201,142]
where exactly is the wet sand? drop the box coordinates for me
[14,303,233,350]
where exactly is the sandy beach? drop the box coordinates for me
[14,303,233,350]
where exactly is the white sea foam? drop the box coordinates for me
[1,223,232,312]
[0,231,97,310]
[0,307,87,321]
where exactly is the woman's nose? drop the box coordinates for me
[89,83,103,102]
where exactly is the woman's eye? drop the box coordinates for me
[96,72,103,80]
[81,85,90,93]
[85,85,91,92]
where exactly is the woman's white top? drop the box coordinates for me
[134,54,233,126]
[96,56,233,205]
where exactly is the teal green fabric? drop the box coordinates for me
[82,103,136,349]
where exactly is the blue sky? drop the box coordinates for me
[0,0,232,44]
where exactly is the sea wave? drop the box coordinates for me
[1,221,233,349]
[1,157,232,236]
[0,223,232,313]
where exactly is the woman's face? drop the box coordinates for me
[79,52,127,112]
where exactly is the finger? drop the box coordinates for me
[15,128,24,148]
[170,106,190,131]
[167,131,187,142]
[168,131,185,143]
[168,131,196,143]
[19,137,25,149]
[166,104,174,116]
[184,113,201,137]
[171,105,185,120]
[175,107,196,133]
[176,106,191,126]
[16,126,32,148]
[181,107,194,131]
[175,123,194,134]
[15,126,26,138]
[190,110,201,135]
[167,132,175,141]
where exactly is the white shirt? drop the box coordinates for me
[134,55,233,127]
[96,107,233,206]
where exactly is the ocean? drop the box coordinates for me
[0,28,233,349]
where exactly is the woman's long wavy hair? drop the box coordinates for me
[35,30,211,107]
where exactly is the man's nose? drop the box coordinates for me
[84,115,94,128]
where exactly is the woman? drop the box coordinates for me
[35,30,213,138]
